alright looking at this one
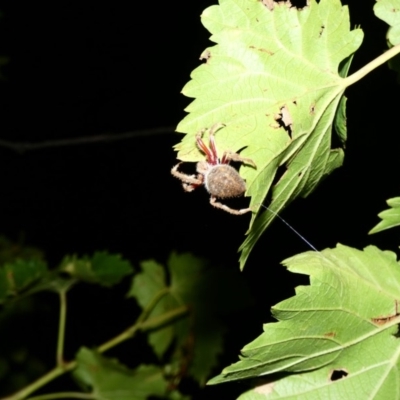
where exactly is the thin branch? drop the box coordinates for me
[2,304,188,400]
[0,126,176,153]
[344,43,400,87]
[56,289,67,367]
[26,392,95,400]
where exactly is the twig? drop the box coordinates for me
[0,126,176,153]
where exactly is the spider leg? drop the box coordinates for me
[196,129,217,165]
[208,123,225,163]
[182,182,197,192]
[196,123,225,165]
[210,196,253,215]
[222,151,257,168]
[171,163,203,187]
[182,174,203,192]
[195,128,207,142]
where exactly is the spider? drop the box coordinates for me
[171,123,256,215]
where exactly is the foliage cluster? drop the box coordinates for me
[2,0,400,399]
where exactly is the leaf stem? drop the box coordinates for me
[56,289,67,367]
[344,43,400,87]
[2,367,74,400]
[98,305,187,353]
[27,392,95,400]
[2,300,187,400]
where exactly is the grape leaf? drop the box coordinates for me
[59,251,133,286]
[129,259,175,359]
[73,347,170,400]
[0,236,47,303]
[129,252,253,385]
[174,0,363,269]
[369,197,400,234]
[374,0,400,46]
[374,0,400,82]
[237,361,400,400]
[0,258,48,303]
[209,245,400,399]
[0,251,133,301]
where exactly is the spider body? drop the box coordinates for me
[171,124,256,215]
[202,163,246,199]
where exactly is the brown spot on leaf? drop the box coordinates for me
[309,103,316,115]
[260,48,274,54]
[200,50,211,61]
[372,313,399,325]
[372,300,399,325]
[263,1,307,10]
[249,45,274,55]
[280,105,292,127]
[262,0,275,10]
[324,332,336,338]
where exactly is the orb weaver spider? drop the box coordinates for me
[171,124,256,215]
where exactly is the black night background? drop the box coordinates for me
[0,0,399,398]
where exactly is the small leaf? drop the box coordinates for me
[237,363,395,399]
[130,260,167,307]
[369,197,400,234]
[374,0,400,46]
[73,347,169,400]
[209,244,400,400]
[173,0,363,268]
[59,251,133,286]
[0,259,48,303]
[129,252,253,385]
[375,0,400,82]
[129,260,174,358]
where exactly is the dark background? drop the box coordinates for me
[0,0,399,398]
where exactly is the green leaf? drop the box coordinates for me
[236,362,399,400]
[333,53,354,145]
[167,253,225,385]
[129,252,253,385]
[129,260,174,359]
[369,197,400,234]
[0,259,48,303]
[174,0,363,269]
[374,0,400,46]
[209,244,400,399]
[73,347,169,400]
[375,0,400,82]
[59,251,133,286]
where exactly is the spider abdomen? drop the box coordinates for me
[205,164,246,199]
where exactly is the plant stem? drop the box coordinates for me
[3,302,187,400]
[56,289,67,367]
[98,305,187,353]
[2,367,75,400]
[27,392,95,400]
[344,43,400,87]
